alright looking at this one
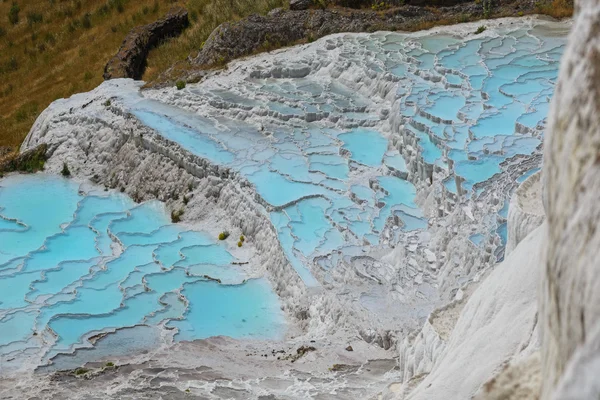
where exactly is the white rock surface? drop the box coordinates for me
[540,0,600,397]
[506,171,545,256]
[402,224,544,399]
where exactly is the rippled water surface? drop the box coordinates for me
[0,174,284,366]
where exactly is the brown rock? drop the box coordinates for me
[103,7,189,80]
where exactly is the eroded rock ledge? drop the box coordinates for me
[190,0,533,70]
[103,7,189,80]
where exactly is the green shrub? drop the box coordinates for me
[2,56,19,74]
[44,32,56,45]
[482,0,492,18]
[103,99,111,107]
[27,12,43,25]
[474,25,487,34]
[81,13,92,29]
[176,80,186,90]
[74,368,89,375]
[8,3,20,26]
[0,26,6,37]
[84,71,93,81]
[105,362,114,367]
[171,209,184,223]
[2,144,47,173]
[61,162,71,177]
[237,241,242,247]
[239,235,245,242]
[218,231,230,240]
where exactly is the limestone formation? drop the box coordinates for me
[540,0,600,397]
[7,11,589,400]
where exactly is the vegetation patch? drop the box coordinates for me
[74,368,89,375]
[534,0,573,18]
[61,162,71,177]
[0,143,47,174]
[171,208,184,223]
[218,231,230,240]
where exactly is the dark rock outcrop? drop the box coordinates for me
[191,0,529,69]
[290,0,312,10]
[103,7,189,80]
[0,143,47,174]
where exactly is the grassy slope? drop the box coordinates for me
[0,0,283,151]
[0,0,570,151]
[0,0,175,149]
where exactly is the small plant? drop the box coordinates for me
[475,25,487,34]
[81,13,92,29]
[218,231,230,240]
[8,2,20,26]
[371,1,389,11]
[482,0,492,18]
[26,12,43,25]
[237,241,243,247]
[171,209,184,223]
[176,80,186,90]
[239,235,245,242]
[103,99,111,107]
[61,162,71,177]
[105,362,114,367]
[74,368,89,375]
[183,195,189,205]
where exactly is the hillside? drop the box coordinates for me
[0,0,571,152]
[0,0,284,152]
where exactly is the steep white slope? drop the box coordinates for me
[405,223,544,400]
[506,171,545,256]
[540,0,600,397]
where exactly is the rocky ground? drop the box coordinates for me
[103,7,190,80]
[156,0,543,86]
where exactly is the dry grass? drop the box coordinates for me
[535,0,573,19]
[0,0,284,149]
[0,0,176,149]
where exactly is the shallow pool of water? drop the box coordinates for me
[0,174,285,365]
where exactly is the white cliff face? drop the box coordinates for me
[506,171,545,256]
[541,1,600,398]
[405,224,544,400]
